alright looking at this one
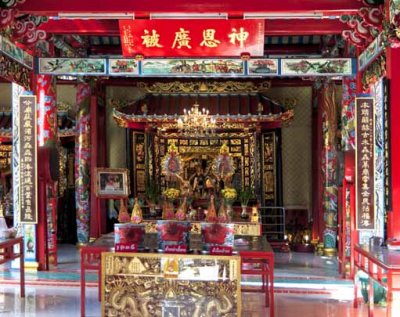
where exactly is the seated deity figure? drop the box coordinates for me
[190,166,206,198]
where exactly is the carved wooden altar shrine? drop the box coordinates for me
[112,80,292,211]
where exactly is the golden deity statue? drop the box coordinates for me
[131,198,143,224]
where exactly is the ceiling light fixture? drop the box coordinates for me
[58,12,135,20]
[176,103,217,137]
[150,12,228,20]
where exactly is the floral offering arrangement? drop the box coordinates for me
[114,224,145,245]
[221,187,237,201]
[201,223,235,252]
[163,188,181,200]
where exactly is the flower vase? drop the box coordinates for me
[162,200,175,220]
[241,205,249,220]
[148,203,157,217]
[225,200,234,221]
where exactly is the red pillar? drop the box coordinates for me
[36,74,58,270]
[89,94,99,238]
[386,47,400,239]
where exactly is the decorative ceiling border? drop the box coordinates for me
[136,80,271,93]
[37,57,356,78]
[112,108,294,129]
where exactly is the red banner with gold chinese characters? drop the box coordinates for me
[356,96,375,230]
[119,20,265,57]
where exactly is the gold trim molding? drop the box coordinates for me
[142,220,261,236]
[137,80,271,94]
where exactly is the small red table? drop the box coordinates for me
[80,234,112,317]
[237,237,275,317]
[354,244,400,317]
[0,236,25,297]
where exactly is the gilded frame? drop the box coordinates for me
[95,168,130,198]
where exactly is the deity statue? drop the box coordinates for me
[131,198,143,224]
[212,142,235,189]
[190,166,206,198]
[162,142,183,178]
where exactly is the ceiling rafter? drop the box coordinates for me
[18,0,362,17]
[40,19,348,37]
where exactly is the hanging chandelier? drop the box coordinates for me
[176,103,217,137]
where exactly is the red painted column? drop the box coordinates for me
[89,93,99,238]
[386,47,400,239]
[36,74,57,270]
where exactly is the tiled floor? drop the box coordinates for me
[0,244,389,316]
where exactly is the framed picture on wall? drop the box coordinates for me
[95,168,130,198]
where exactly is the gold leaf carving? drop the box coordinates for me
[137,80,271,93]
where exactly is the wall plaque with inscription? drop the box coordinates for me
[356,96,375,230]
[19,95,37,224]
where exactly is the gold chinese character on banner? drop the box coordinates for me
[228,27,249,48]
[200,29,221,48]
[172,28,192,49]
[141,29,163,48]
[123,26,135,54]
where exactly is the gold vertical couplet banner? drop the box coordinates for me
[262,132,276,205]
[355,97,375,230]
[19,96,38,224]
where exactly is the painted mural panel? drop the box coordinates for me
[372,80,385,238]
[247,59,278,75]
[142,59,244,76]
[358,34,383,71]
[0,35,33,68]
[281,58,353,76]
[108,58,139,75]
[341,77,356,150]
[39,58,106,75]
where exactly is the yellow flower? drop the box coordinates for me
[221,187,237,200]
[163,188,180,200]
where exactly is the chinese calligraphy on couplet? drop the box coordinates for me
[356,97,375,230]
[19,96,38,224]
